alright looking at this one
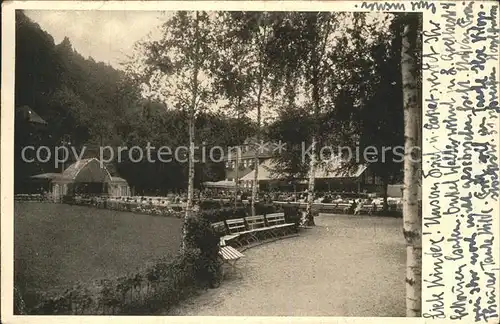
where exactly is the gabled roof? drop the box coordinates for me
[61,158,112,183]
[223,142,274,161]
[30,159,127,184]
[16,106,47,125]
[240,159,281,181]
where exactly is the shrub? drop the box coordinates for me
[199,207,247,222]
[62,195,75,204]
[283,204,301,226]
[184,216,222,287]
[199,199,223,210]
[253,202,281,215]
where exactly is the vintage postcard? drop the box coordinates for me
[1,1,499,323]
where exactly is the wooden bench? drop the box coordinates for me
[371,202,384,215]
[326,202,351,214]
[355,203,373,215]
[225,218,248,247]
[211,221,236,246]
[218,245,244,279]
[211,212,299,249]
[355,202,384,215]
[265,213,296,237]
[243,215,268,244]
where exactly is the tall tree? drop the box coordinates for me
[15,10,139,191]
[213,12,276,215]
[133,11,215,250]
[324,13,405,212]
[400,13,422,317]
[211,12,255,205]
[269,12,341,226]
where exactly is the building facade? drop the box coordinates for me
[223,138,274,187]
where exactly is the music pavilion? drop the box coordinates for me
[30,158,130,201]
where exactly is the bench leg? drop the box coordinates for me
[225,259,243,279]
[268,228,279,239]
[241,233,257,246]
[248,233,259,245]
[284,226,294,236]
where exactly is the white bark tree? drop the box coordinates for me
[289,13,339,226]
[129,11,215,251]
[213,12,275,216]
[400,13,422,317]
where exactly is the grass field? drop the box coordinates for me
[14,202,182,297]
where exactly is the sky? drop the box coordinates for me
[26,10,388,70]
[25,10,389,122]
[25,10,165,68]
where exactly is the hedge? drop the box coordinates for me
[65,196,184,218]
[198,202,285,223]
[14,194,50,202]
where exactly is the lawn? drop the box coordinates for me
[14,202,182,299]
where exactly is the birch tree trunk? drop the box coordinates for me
[401,17,422,317]
[182,11,200,252]
[251,86,262,216]
[303,68,321,227]
[234,144,240,207]
[302,136,316,226]
[235,97,244,208]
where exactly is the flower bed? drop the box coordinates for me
[14,194,52,202]
[67,196,184,218]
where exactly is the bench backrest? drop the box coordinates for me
[211,221,227,234]
[265,213,286,226]
[225,218,247,234]
[245,215,266,230]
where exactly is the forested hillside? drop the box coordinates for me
[14,10,254,194]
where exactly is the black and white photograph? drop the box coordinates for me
[10,6,424,317]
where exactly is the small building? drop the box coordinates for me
[223,137,274,186]
[16,105,47,125]
[387,184,422,200]
[31,158,130,202]
[240,158,373,192]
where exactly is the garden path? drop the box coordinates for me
[165,214,406,316]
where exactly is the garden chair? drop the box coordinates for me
[218,245,244,279]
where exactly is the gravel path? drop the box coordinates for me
[165,214,406,316]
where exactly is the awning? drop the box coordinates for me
[203,180,237,189]
[240,158,367,181]
[30,173,63,180]
[110,176,128,184]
